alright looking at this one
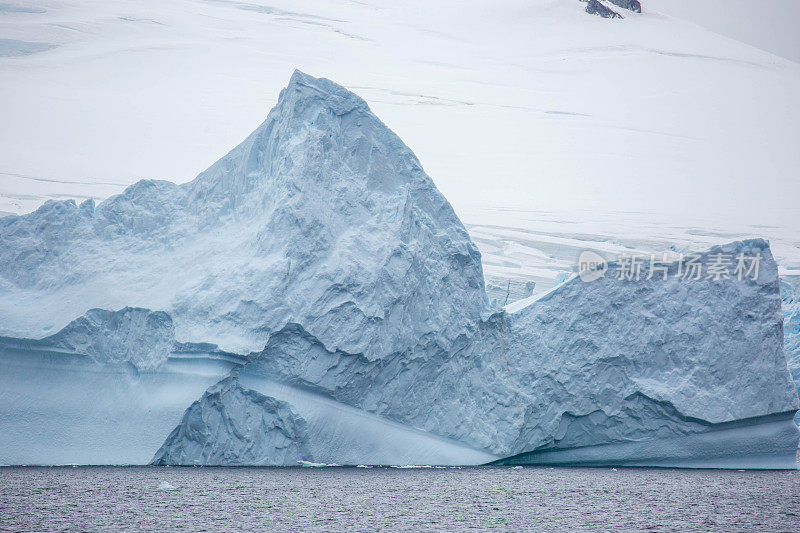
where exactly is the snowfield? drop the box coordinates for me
[1,0,798,224]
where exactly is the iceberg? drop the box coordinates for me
[0,72,797,468]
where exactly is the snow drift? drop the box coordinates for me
[0,72,797,467]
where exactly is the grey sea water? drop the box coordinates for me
[1,466,799,532]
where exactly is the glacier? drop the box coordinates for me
[0,71,797,468]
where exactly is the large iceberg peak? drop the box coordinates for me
[187,69,434,213]
[0,71,489,359]
[281,69,368,117]
[179,71,490,356]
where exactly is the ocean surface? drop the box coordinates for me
[1,466,799,532]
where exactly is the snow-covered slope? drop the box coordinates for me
[1,0,798,226]
[1,73,797,468]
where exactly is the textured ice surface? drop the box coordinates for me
[0,70,488,362]
[492,411,800,469]
[235,372,498,466]
[780,278,800,423]
[155,239,799,465]
[41,307,174,370]
[502,240,799,459]
[152,378,312,466]
[231,236,798,462]
[1,73,797,467]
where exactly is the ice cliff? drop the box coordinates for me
[781,278,800,424]
[151,378,312,466]
[496,239,799,466]
[0,307,245,465]
[0,71,797,468]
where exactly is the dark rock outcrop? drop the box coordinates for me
[585,0,623,19]
[606,0,642,13]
